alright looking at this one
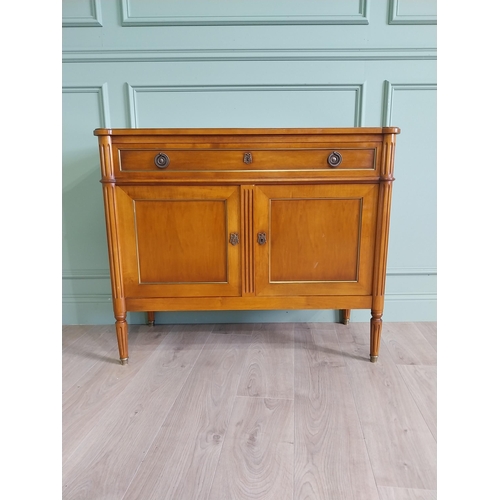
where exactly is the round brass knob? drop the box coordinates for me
[154,152,170,169]
[327,151,342,167]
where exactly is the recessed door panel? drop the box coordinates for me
[135,200,227,283]
[255,184,378,296]
[116,185,240,297]
[270,198,361,282]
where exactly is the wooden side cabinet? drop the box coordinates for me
[94,127,400,364]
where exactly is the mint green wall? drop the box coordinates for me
[62,0,436,325]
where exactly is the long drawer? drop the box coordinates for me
[116,146,377,172]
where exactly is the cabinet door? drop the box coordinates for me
[254,184,378,296]
[115,185,240,297]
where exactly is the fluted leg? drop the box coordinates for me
[341,309,351,325]
[115,314,129,365]
[370,311,382,363]
[147,311,155,326]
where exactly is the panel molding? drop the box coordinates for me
[121,0,369,26]
[127,83,365,128]
[388,0,437,25]
[387,267,436,276]
[382,81,437,127]
[63,294,112,304]
[62,0,103,27]
[62,84,111,127]
[62,47,436,63]
[63,269,109,280]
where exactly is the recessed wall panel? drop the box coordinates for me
[63,0,102,26]
[384,84,437,271]
[389,0,437,24]
[62,87,110,274]
[122,0,368,25]
[129,85,363,128]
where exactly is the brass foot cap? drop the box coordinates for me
[370,355,378,363]
[120,358,129,365]
[147,321,155,326]
[342,319,350,325]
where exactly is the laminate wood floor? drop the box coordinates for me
[62,322,437,500]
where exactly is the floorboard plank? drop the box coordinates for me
[208,397,294,500]
[378,486,437,500]
[62,325,211,500]
[397,366,437,441]
[62,325,119,395]
[339,324,437,490]
[122,333,249,500]
[414,323,437,352]
[212,323,256,334]
[61,322,437,499]
[237,324,294,399]
[381,323,437,366]
[294,325,379,500]
[62,325,94,351]
[62,325,172,464]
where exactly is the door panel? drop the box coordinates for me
[255,184,378,296]
[116,185,240,297]
[135,199,227,283]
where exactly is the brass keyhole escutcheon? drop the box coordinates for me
[243,152,253,164]
[257,232,267,245]
[229,233,239,245]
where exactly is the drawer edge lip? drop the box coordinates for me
[94,127,400,136]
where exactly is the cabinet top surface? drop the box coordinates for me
[94,127,400,136]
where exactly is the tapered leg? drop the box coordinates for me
[115,314,129,365]
[147,311,155,326]
[341,309,351,325]
[370,310,382,363]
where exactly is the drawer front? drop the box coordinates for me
[117,147,376,172]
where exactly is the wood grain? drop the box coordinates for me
[382,323,437,365]
[118,146,375,172]
[241,185,255,295]
[414,322,437,352]
[212,323,256,334]
[378,486,437,500]
[237,324,294,399]
[117,184,241,299]
[339,324,437,490]
[62,325,171,464]
[208,397,294,500]
[270,198,361,281]
[96,127,399,364]
[62,325,93,350]
[254,183,378,298]
[62,325,119,395]
[62,321,436,499]
[62,325,211,500]
[121,333,248,500]
[294,324,379,500]
[135,199,227,282]
[397,365,437,441]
